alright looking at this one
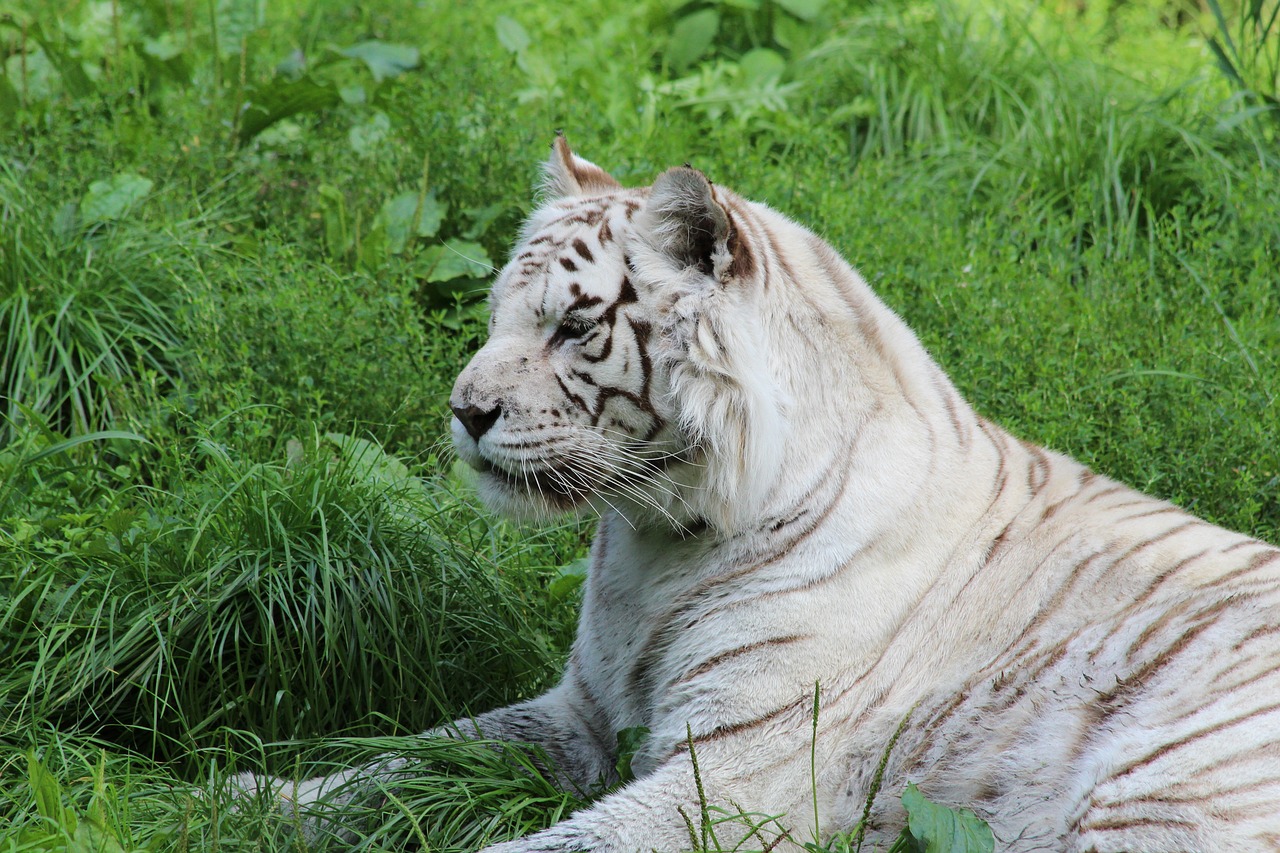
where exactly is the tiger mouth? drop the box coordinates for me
[470,441,688,510]
[474,458,592,507]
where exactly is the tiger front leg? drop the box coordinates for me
[231,681,616,844]
[480,728,820,853]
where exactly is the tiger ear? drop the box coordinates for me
[644,167,752,281]
[542,134,622,198]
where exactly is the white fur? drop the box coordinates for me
[242,146,1280,853]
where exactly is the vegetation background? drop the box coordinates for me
[1,0,1276,849]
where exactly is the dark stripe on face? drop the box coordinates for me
[555,372,591,414]
[617,274,638,305]
[560,207,605,226]
[581,326,614,364]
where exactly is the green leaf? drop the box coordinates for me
[615,725,651,784]
[80,174,154,225]
[139,34,192,85]
[339,41,420,82]
[667,9,719,72]
[316,184,350,259]
[325,433,413,487]
[238,76,341,145]
[773,0,826,21]
[462,202,508,239]
[548,556,589,600]
[495,16,531,54]
[25,22,95,98]
[373,191,448,255]
[902,783,994,853]
[24,431,150,466]
[72,820,129,853]
[0,71,18,121]
[142,33,184,62]
[29,751,72,831]
[738,48,786,86]
[274,48,307,78]
[349,110,392,156]
[415,239,493,283]
[1205,37,1244,89]
[1203,0,1241,69]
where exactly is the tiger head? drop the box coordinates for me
[450,137,788,534]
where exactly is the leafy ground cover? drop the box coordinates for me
[1,0,1277,849]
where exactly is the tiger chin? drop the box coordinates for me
[245,137,1280,852]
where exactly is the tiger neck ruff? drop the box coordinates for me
[255,138,1280,852]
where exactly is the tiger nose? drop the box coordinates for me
[451,403,501,441]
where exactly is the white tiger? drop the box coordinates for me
[242,137,1280,852]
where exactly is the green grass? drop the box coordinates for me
[1,0,1277,849]
[0,165,194,442]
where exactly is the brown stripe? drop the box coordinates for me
[1079,816,1199,833]
[997,545,1116,669]
[685,694,810,746]
[1232,621,1280,652]
[624,450,857,701]
[675,634,810,685]
[1112,521,1202,571]
[1111,698,1280,780]
[1116,505,1187,523]
[1020,440,1051,498]
[1122,596,1233,686]
[1209,549,1280,588]
[939,380,971,450]
[1083,484,1129,505]
[1126,547,1214,611]
[761,220,798,284]
[1131,774,1280,807]
[1102,498,1163,513]
[716,192,757,281]
[977,419,1010,502]
[554,372,591,414]
[1194,659,1280,720]
[1220,538,1263,554]
[1165,739,1280,785]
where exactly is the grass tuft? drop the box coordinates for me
[0,164,195,442]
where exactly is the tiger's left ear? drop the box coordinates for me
[542,134,622,198]
[643,167,753,282]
